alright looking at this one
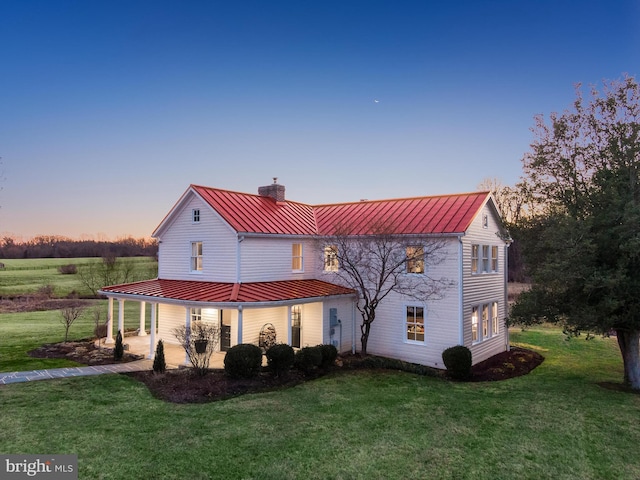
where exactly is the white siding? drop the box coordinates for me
[361,237,461,368]
[157,304,187,346]
[462,201,509,364]
[239,237,318,282]
[157,193,238,282]
[323,298,355,354]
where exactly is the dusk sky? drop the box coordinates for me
[1,0,638,240]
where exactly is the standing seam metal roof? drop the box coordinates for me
[188,185,490,236]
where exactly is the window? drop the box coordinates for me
[190,308,202,323]
[406,306,425,342]
[292,243,303,271]
[492,302,499,336]
[471,244,479,274]
[291,305,301,348]
[482,214,488,229]
[482,304,489,338]
[406,246,425,274]
[491,246,498,272]
[192,209,200,223]
[482,245,490,273]
[190,241,203,272]
[471,307,479,343]
[323,245,338,272]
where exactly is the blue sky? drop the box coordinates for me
[1,0,638,239]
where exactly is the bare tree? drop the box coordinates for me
[318,221,454,354]
[173,321,221,376]
[60,304,86,342]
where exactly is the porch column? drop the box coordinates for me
[138,301,147,336]
[117,299,125,336]
[287,305,292,345]
[106,297,114,344]
[148,303,157,359]
[184,307,191,365]
[237,306,243,344]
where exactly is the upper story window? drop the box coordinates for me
[192,209,200,223]
[406,306,425,342]
[491,246,499,272]
[323,245,338,272]
[471,245,479,274]
[292,243,303,272]
[482,245,490,273]
[190,241,203,272]
[406,246,425,274]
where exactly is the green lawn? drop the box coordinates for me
[0,257,156,297]
[1,324,639,479]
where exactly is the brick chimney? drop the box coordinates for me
[258,177,285,202]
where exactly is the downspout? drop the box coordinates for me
[236,235,245,283]
[458,236,465,346]
[504,242,510,352]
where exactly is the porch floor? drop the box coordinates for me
[107,335,229,369]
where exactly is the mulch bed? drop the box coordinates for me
[28,340,545,403]
[28,340,143,366]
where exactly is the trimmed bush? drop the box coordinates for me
[114,330,124,361]
[266,343,295,376]
[153,340,166,374]
[442,345,472,380]
[295,346,323,373]
[318,344,338,369]
[224,343,263,378]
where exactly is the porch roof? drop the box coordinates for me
[99,278,356,304]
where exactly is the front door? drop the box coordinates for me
[291,305,301,348]
[220,310,231,351]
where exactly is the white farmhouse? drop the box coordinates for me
[100,180,510,368]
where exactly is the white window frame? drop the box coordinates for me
[492,301,499,336]
[482,213,489,229]
[491,246,498,272]
[292,243,303,272]
[405,305,425,343]
[190,307,202,323]
[192,209,200,223]
[190,241,203,273]
[471,306,479,343]
[323,244,338,272]
[406,245,425,274]
[482,245,490,273]
[482,304,489,339]
[471,244,479,274]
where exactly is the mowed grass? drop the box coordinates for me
[0,257,156,297]
[1,324,640,480]
[0,302,153,372]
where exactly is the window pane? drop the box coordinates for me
[406,306,425,342]
[472,307,479,342]
[406,246,424,274]
[491,246,498,272]
[471,245,479,273]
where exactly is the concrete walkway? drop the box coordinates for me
[0,359,154,385]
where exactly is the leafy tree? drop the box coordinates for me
[319,221,454,354]
[510,75,640,389]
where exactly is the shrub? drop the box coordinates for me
[318,344,338,369]
[266,343,295,376]
[442,345,472,380]
[295,346,323,373]
[58,264,77,274]
[224,343,262,378]
[114,330,124,361]
[153,340,166,374]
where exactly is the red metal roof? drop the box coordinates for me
[100,279,355,304]
[188,185,490,236]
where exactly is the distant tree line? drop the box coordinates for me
[0,235,158,259]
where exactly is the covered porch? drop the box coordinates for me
[98,278,356,366]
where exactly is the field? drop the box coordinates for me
[1,260,640,479]
[0,257,156,297]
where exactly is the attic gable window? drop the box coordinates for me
[192,209,200,223]
[292,243,303,272]
[406,246,424,274]
[190,241,203,272]
[324,245,338,272]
